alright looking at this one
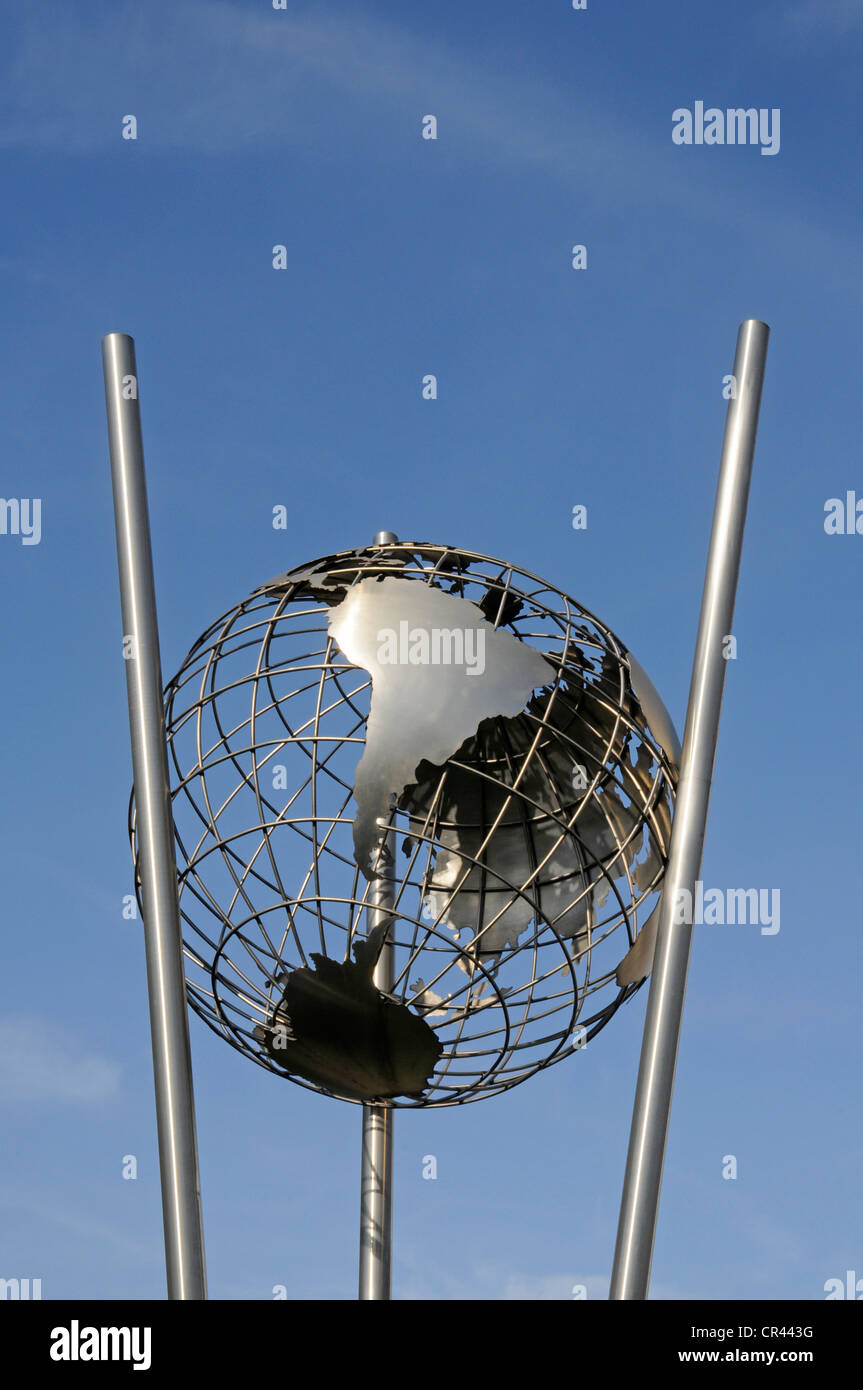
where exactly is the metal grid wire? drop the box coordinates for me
[130,541,678,1108]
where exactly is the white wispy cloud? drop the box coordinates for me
[502,1270,609,1300]
[0,0,641,187]
[786,0,863,34]
[2,0,861,304]
[0,1015,120,1103]
[0,1190,159,1263]
[398,1254,686,1300]
[0,1,780,205]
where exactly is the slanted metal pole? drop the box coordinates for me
[359,530,399,1300]
[102,333,208,1300]
[609,320,769,1300]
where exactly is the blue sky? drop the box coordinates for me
[1,0,861,1300]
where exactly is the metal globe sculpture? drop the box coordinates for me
[132,540,680,1109]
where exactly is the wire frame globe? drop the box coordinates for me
[131,540,679,1108]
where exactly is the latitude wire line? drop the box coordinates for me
[308,631,335,957]
[391,770,513,1085]
[425,684,602,962]
[491,711,583,1049]
[129,628,292,1008]
[375,777,476,1006]
[390,787,564,1008]
[175,646,372,966]
[190,609,287,946]
[250,620,366,964]
[382,779,511,1037]
[467,723,546,1075]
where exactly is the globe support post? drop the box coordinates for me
[359,838,395,1299]
[609,319,770,1300]
[358,530,399,1300]
[102,333,208,1301]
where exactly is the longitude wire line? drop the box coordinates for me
[250,614,361,973]
[190,615,368,976]
[190,614,288,1019]
[493,711,581,1062]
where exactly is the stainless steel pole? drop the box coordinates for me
[358,530,399,1300]
[609,320,769,1300]
[102,333,208,1301]
[358,858,395,1300]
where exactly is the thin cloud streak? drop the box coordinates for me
[3,1,861,301]
[0,0,657,189]
[398,1252,687,1300]
[0,1015,120,1103]
[785,0,863,35]
[0,1189,159,1263]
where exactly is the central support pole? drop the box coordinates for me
[358,848,395,1299]
[609,320,769,1300]
[358,530,399,1301]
